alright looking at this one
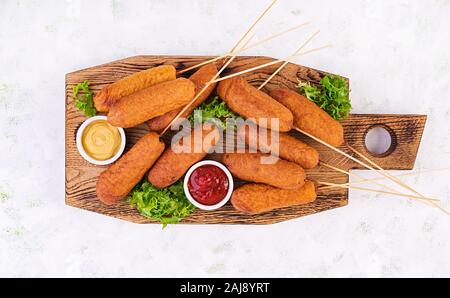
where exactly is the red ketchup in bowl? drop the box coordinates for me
[187,165,230,206]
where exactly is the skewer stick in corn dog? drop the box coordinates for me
[319,167,450,190]
[209,44,332,84]
[319,161,438,204]
[177,22,309,75]
[258,30,320,90]
[347,145,450,215]
[159,34,255,136]
[317,182,439,203]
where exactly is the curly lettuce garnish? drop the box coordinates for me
[298,75,351,120]
[189,96,238,130]
[72,80,97,117]
[128,180,195,228]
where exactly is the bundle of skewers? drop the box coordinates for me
[72,0,449,226]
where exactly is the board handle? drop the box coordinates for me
[342,114,427,170]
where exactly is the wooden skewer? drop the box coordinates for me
[295,127,419,194]
[160,0,277,134]
[319,167,450,189]
[293,128,376,171]
[209,44,331,84]
[258,30,320,90]
[294,127,450,215]
[317,182,440,203]
[295,44,332,56]
[219,0,278,70]
[346,145,450,216]
[160,35,255,136]
[177,22,309,75]
[228,0,278,56]
[319,161,438,204]
[321,161,403,192]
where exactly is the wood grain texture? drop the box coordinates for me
[66,55,426,225]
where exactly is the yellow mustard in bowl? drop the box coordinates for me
[82,120,121,161]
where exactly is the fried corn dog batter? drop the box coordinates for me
[107,78,195,128]
[231,181,317,214]
[147,63,218,132]
[270,88,344,147]
[217,77,294,132]
[223,152,306,190]
[94,65,176,112]
[237,126,319,169]
[96,132,165,205]
[148,124,220,189]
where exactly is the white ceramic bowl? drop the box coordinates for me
[184,160,234,211]
[76,116,126,166]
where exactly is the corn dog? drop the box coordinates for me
[94,65,176,112]
[107,78,195,128]
[231,181,317,214]
[217,77,294,132]
[237,126,319,169]
[96,132,165,205]
[222,152,306,190]
[270,88,344,147]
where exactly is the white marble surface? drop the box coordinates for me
[1,0,449,277]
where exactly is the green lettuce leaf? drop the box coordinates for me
[72,80,97,117]
[298,75,351,120]
[128,180,195,229]
[189,96,238,130]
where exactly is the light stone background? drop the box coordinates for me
[1,0,449,277]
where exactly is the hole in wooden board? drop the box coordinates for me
[364,125,396,157]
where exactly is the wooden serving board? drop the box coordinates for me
[65,56,427,225]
